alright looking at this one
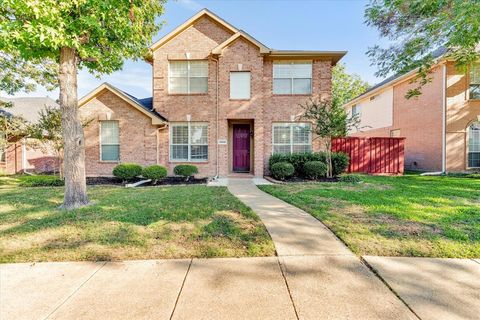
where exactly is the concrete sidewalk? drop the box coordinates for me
[1,256,416,320]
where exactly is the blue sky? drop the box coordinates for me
[9,0,386,100]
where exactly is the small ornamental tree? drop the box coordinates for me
[0,101,28,159]
[300,99,359,177]
[0,1,166,209]
[28,106,92,178]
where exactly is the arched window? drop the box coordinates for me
[468,122,480,168]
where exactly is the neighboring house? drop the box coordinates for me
[344,47,480,172]
[79,9,345,177]
[0,97,60,174]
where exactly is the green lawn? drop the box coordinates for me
[0,176,275,263]
[259,174,480,258]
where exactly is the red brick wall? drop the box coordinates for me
[445,61,480,171]
[352,66,444,172]
[152,17,332,177]
[81,90,159,177]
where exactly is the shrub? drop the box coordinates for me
[18,175,64,187]
[142,165,167,184]
[304,161,328,180]
[174,164,198,180]
[339,174,362,184]
[269,152,322,177]
[112,163,143,182]
[331,152,350,176]
[270,162,294,180]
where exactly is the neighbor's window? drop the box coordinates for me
[0,131,5,162]
[100,121,120,161]
[170,122,208,161]
[273,123,311,154]
[169,60,208,94]
[351,105,361,118]
[230,72,251,99]
[469,63,480,100]
[467,121,480,168]
[273,61,312,94]
[390,129,401,138]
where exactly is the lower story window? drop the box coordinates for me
[273,123,312,154]
[100,121,120,161]
[170,122,208,161]
[468,122,480,168]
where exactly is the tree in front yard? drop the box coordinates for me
[300,99,359,177]
[332,63,369,107]
[0,101,28,161]
[365,0,480,98]
[0,0,166,209]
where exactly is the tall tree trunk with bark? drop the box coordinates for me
[59,47,88,209]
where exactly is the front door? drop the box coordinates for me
[232,124,251,172]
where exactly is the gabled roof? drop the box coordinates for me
[344,46,449,107]
[78,83,167,124]
[149,8,346,64]
[212,31,270,54]
[0,97,59,124]
[150,8,238,52]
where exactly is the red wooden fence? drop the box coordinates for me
[332,137,405,175]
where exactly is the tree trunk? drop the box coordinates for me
[59,47,88,209]
[326,138,333,178]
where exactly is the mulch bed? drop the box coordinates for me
[265,176,339,184]
[86,176,207,187]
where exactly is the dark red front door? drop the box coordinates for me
[233,124,251,172]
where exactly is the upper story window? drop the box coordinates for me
[272,123,312,154]
[169,60,208,94]
[230,72,251,99]
[100,121,120,161]
[469,63,480,100]
[351,105,361,118]
[467,122,480,168]
[273,61,312,95]
[170,122,208,162]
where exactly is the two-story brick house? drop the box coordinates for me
[79,9,345,177]
[344,47,480,173]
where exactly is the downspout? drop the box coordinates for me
[22,139,27,173]
[441,63,447,173]
[211,56,220,179]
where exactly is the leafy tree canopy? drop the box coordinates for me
[332,63,369,106]
[0,0,165,75]
[365,0,480,97]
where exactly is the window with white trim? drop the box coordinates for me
[100,121,120,161]
[468,121,480,168]
[170,122,208,161]
[0,131,5,162]
[351,105,361,117]
[273,61,312,94]
[469,63,480,100]
[169,60,208,94]
[230,72,251,99]
[272,123,312,154]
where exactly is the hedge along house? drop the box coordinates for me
[79,9,345,178]
[344,47,480,173]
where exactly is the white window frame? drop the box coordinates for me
[170,122,208,162]
[467,121,480,169]
[273,61,313,95]
[351,105,361,118]
[99,121,120,162]
[469,63,480,100]
[272,123,312,154]
[230,71,251,100]
[168,60,208,94]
